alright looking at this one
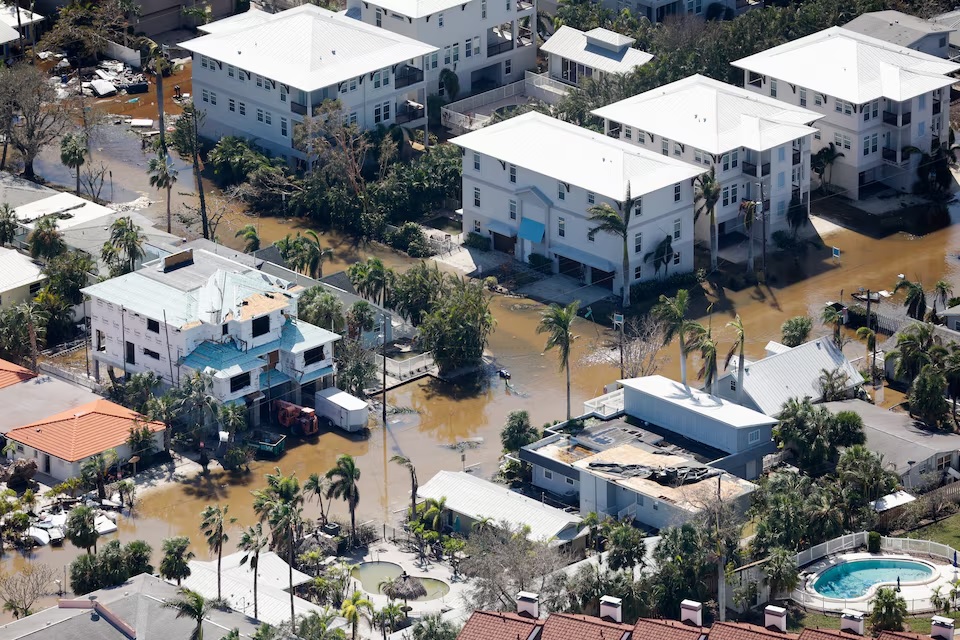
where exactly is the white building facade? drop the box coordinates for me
[347,0,536,97]
[181,5,437,166]
[593,74,822,244]
[452,112,702,294]
[601,0,735,24]
[734,27,959,200]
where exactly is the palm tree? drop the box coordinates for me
[935,280,954,314]
[652,289,705,387]
[103,216,146,275]
[820,304,844,350]
[694,167,722,271]
[0,203,17,246]
[59,133,86,195]
[217,404,248,444]
[739,199,758,273]
[81,450,118,501]
[348,257,392,306]
[235,224,260,253]
[15,302,47,373]
[696,329,719,395]
[65,505,99,553]
[304,472,331,526]
[200,505,236,601]
[643,234,674,279]
[278,231,333,278]
[341,590,373,640]
[252,468,303,629]
[148,151,178,234]
[292,610,347,640]
[421,496,447,531]
[28,217,65,261]
[818,367,850,401]
[390,455,418,523]
[813,143,845,193]
[869,587,907,633]
[146,393,179,453]
[887,323,938,380]
[163,588,209,640]
[856,326,876,369]
[587,183,640,307]
[537,300,580,420]
[944,345,960,424]
[326,455,361,543]
[412,614,460,640]
[725,315,746,404]
[160,536,195,585]
[238,523,268,621]
[894,277,927,321]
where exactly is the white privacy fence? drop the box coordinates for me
[441,72,573,134]
[583,388,624,418]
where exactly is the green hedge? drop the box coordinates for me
[630,270,705,303]
[463,232,490,251]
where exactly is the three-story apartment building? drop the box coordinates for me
[593,75,822,245]
[452,112,701,294]
[180,5,437,166]
[346,0,536,96]
[82,248,340,424]
[733,27,959,200]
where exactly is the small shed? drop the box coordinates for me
[315,388,369,432]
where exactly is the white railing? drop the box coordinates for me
[440,72,573,134]
[583,388,624,418]
[793,531,867,568]
[375,352,435,381]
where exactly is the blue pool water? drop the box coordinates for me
[813,559,934,598]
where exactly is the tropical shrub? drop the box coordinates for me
[387,222,434,258]
[463,232,490,251]
[868,531,881,553]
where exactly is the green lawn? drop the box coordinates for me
[904,513,960,548]
[787,610,960,635]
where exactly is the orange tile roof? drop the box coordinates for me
[708,622,799,640]
[633,619,705,640]
[0,358,35,390]
[458,611,542,640]
[7,399,164,462]
[541,613,633,640]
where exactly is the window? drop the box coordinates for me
[674,183,681,202]
[694,149,703,163]
[558,217,565,237]
[770,79,777,98]
[937,453,952,470]
[731,149,739,168]
[661,139,669,156]
[730,379,736,391]
[264,111,271,125]
[376,7,382,26]
[637,131,645,144]
[509,165,517,183]
[228,98,235,112]
[374,70,383,88]
[252,315,270,337]
[557,182,565,201]
[473,37,480,56]
[474,220,481,232]
[281,118,288,137]
[748,429,761,444]
[777,172,785,188]
[222,323,229,336]
[210,92,217,105]
[673,251,680,266]
[624,126,632,140]
[722,153,730,171]
[777,200,785,217]
[465,38,472,58]
[587,192,594,204]
[304,345,326,366]
[722,186,731,207]
[870,133,878,153]
[544,469,553,480]
[200,55,208,69]
[634,265,642,280]
[505,59,512,76]
[374,101,391,124]
[918,121,927,138]
[350,78,357,91]
[481,0,487,17]
[673,142,681,156]
[473,153,481,171]
[453,44,460,63]
[230,372,251,393]
[815,93,822,106]
[673,218,681,240]
[634,232,642,254]
[778,147,785,162]
[634,197,642,216]
[814,130,821,140]
[438,12,444,26]
[125,341,135,365]
[506,0,510,8]
[509,200,517,220]
[863,136,870,156]
[920,94,927,109]
[799,87,806,107]
[565,477,575,486]
[257,109,264,123]
[843,135,851,150]
[430,52,438,69]
[143,348,160,360]
[227,65,235,78]
[147,319,160,333]
[201,89,209,103]
[444,46,451,65]
[863,99,879,121]
[473,187,481,207]
[239,102,246,116]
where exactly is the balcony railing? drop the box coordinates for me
[743,160,770,177]
[883,110,911,127]
[882,147,901,164]
[933,100,942,115]
[395,102,425,124]
[395,66,424,89]
[291,101,307,116]
[792,149,801,165]
[487,39,514,57]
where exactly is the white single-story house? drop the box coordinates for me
[0,247,44,310]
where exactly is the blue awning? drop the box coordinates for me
[298,365,335,385]
[486,220,516,238]
[259,369,292,389]
[519,218,545,243]
[552,243,615,272]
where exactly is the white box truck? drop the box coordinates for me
[315,388,369,433]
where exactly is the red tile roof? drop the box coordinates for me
[633,619,705,640]
[541,613,633,640]
[458,610,542,640]
[0,358,35,390]
[7,399,164,462]
[708,622,800,640]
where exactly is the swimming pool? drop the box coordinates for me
[351,561,451,601]
[812,558,935,599]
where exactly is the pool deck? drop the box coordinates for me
[796,551,955,613]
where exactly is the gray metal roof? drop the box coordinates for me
[717,338,862,416]
[843,10,952,48]
[0,375,101,434]
[0,171,55,209]
[417,470,583,543]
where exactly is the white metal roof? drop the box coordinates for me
[718,338,862,416]
[364,0,470,19]
[541,26,652,75]
[592,74,822,154]
[0,4,43,30]
[417,470,583,543]
[14,192,119,231]
[618,375,778,429]
[180,4,438,92]
[451,112,703,201]
[0,247,43,294]
[733,26,959,104]
[317,387,369,410]
[843,10,953,48]
[870,490,916,512]
[197,7,272,34]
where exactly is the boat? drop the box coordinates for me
[26,527,49,546]
[35,518,65,545]
[47,526,64,545]
[94,514,118,535]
